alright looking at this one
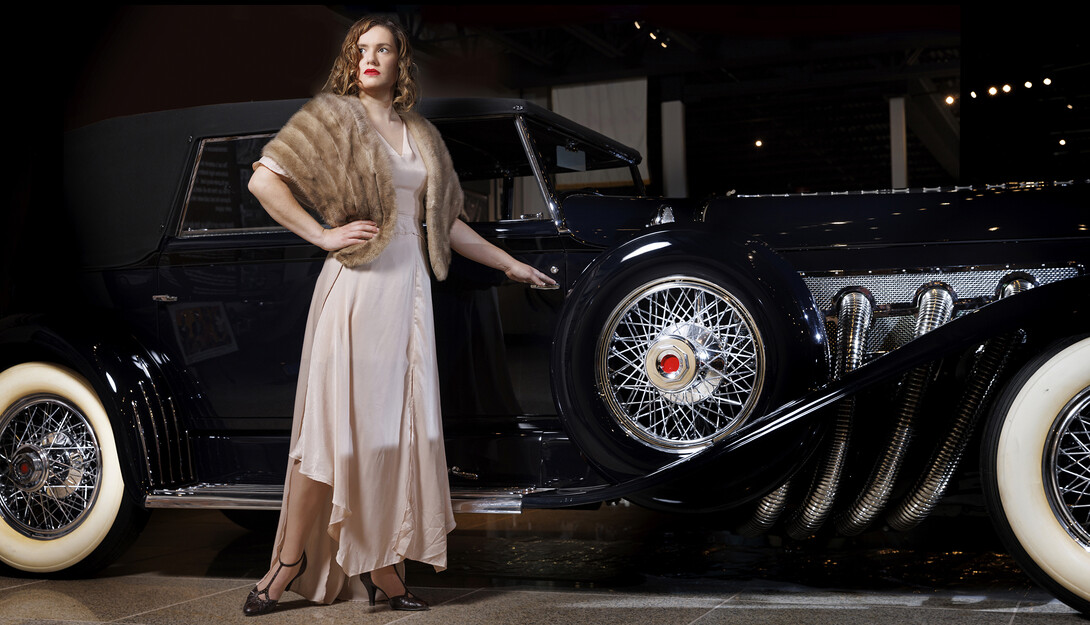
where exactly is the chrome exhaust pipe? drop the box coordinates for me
[835,282,955,536]
[738,482,791,537]
[786,288,873,539]
[887,275,1034,530]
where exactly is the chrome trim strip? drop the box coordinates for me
[168,395,196,483]
[147,484,284,509]
[128,399,155,485]
[177,226,289,239]
[513,115,567,233]
[146,484,537,514]
[451,487,540,514]
[137,380,165,483]
[733,180,1079,199]
[142,378,175,484]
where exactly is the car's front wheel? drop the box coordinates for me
[982,336,1090,614]
[0,362,146,575]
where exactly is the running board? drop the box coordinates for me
[145,483,545,514]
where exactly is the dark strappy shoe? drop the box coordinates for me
[360,569,429,611]
[242,551,307,616]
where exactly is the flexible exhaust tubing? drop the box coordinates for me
[886,275,1034,530]
[835,282,955,536]
[738,482,791,537]
[786,288,873,539]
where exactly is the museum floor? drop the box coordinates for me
[0,501,1082,624]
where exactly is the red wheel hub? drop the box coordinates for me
[660,354,680,374]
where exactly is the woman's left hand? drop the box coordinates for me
[503,261,557,287]
[448,220,557,287]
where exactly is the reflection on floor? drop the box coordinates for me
[0,501,1082,624]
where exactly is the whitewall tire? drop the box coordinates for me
[982,336,1090,614]
[0,362,133,574]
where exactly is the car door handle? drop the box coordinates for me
[449,466,479,480]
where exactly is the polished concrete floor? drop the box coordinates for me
[0,501,1084,624]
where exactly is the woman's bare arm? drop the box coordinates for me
[448,219,557,287]
[248,165,379,251]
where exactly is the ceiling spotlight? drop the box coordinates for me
[755,140,763,147]
[945,95,955,105]
[988,86,998,96]
[660,40,667,48]
[1059,139,1067,146]
[649,31,657,40]
[1002,84,1012,93]
[634,21,641,29]
[1024,81,1033,88]
[1044,77,1052,85]
[970,91,978,98]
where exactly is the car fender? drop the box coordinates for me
[0,312,197,502]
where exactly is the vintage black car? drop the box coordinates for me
[3,98,1088,612]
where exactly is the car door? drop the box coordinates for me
[156,134,324,435]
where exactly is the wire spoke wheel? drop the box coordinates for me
[596,276,764,451]
[0,362,142,575]
[0,395,101,539]
[983,336,1090,614]
[1045,386,1090,548]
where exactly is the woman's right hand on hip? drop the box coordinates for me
[320,220,380,251]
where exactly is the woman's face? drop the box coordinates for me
[356,26,398,96]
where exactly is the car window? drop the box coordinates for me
[522,118,641,194]
[178,134,292,236]
[437,116,639,223]
[458,176,549,222]
[436,118,548,223]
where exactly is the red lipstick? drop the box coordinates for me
[364,69,380,76]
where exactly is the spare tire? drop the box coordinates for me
[552,231,827,509]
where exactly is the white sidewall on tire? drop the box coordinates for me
[996,337,1090,604]
[0,362,125,573]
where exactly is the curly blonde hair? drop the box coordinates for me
[323,16,419,112]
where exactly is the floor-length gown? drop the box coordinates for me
[265,121,456,604]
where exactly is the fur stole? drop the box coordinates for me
[261,93,464,280]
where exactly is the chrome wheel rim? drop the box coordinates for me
[1044,385,1090,548]
[0,394,101,539]
[596,276,764,452]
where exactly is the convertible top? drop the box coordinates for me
[64,99,307,269]
[63,97,641,269]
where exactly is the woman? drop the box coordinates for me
[242,16,554,615]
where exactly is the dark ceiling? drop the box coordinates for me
[402,5,965,196]
[62,5,1090,196]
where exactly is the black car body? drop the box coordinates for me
[3,98,1088,611]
